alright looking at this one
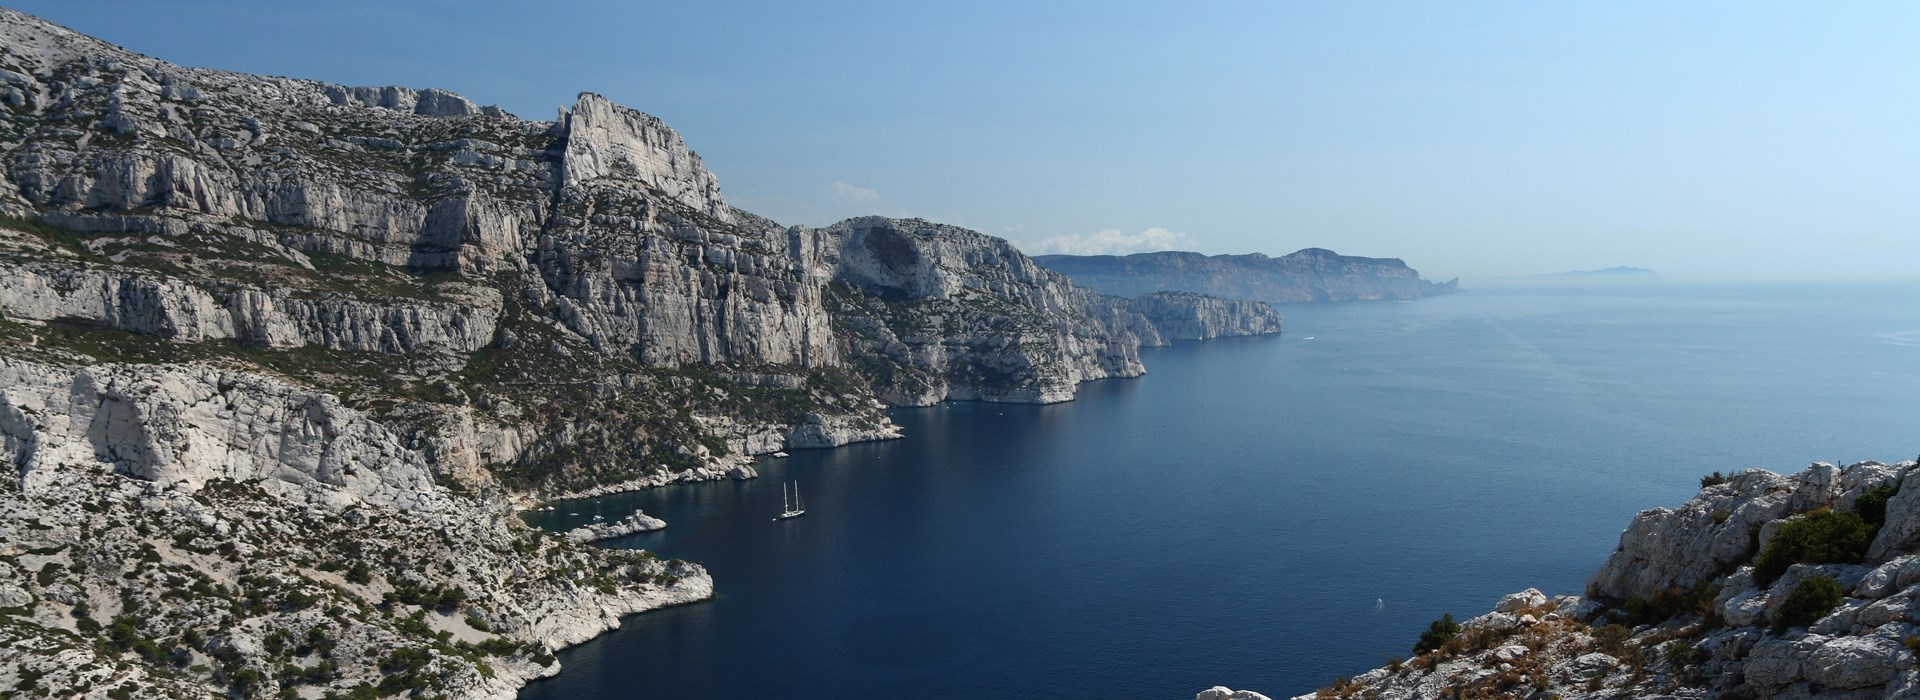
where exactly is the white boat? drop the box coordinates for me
[774,481,806,520]
[592,514,605,521]
[771,451,790,459]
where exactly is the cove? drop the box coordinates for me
[521,282,1920,699]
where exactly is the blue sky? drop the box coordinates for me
[15,1,1919,279]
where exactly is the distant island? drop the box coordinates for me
[1033,249,1460,303]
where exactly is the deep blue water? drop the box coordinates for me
[520,282,1920,699]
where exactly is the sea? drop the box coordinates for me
[519,281,1920,699]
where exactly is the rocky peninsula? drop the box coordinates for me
[563,511,668,544]
[1035,249,1459,303]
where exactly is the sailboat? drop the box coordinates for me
[774,481,807,521]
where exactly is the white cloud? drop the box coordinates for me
[1023,227,1193,256]
[828,181,880,203]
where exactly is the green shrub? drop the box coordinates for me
[1413,613,1461,655]
[300,626,336,658]
[227,668,261,694]
[1753,510,1874,586]
[1700,471,1731,489]
[344,561,372,585]
[1624,581,1723,624]
[380,647,431,675]
[1856,482,1901,529]
[1773,575,1844,632]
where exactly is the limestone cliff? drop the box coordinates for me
[0,6,1282,495]
[1279,458,1920,700]
[1035,249,1458,303]
[0,355,711,699]
[1124,291,1285,343]
[0,8,1284,698]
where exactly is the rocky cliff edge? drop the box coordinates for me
[1274,458,1920,700]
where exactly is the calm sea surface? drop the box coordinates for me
[520,282,1920,699]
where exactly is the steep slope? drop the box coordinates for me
[0,6,1284,494]
[1282,458,1920,700]
[0,9,1282,698]
[1034,249,1459,303]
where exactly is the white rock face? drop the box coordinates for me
[1855,554,1920,599]
[1198,687,1273,700]
[1494,588,1549,613]
[563,510,668,542]
[1,356,445,512]
[1587,462,1898,601]
[562,93,731,223]
[1122,291,1283,343]
[0,261,499,353]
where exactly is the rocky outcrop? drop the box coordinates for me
[1035,248,1458,303]
[1124,291,1283,342]
[563,510,668,543]
[1,356,446,512]
[0,355,712,699]
[1285,459,1920,700]
[1199,687,1274,700]
[786,411,908,449]
[820,217,1152,405]
[1586,462,1893,602]
[561,93,731,223]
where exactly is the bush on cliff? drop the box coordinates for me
[1413,613,1461,655]
[1623,581,1721,625]
[1855,481,1901,529]
[1753,510,1873,586]
[1772,575,1843,633]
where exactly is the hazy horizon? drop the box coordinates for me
[15,1,1916,281]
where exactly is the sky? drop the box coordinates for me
[13,1,1919,280]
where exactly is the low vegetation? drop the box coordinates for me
[1773,575,1844,633]
[1752,509,1875,586]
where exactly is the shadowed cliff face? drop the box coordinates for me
[1034,249,1459,303]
